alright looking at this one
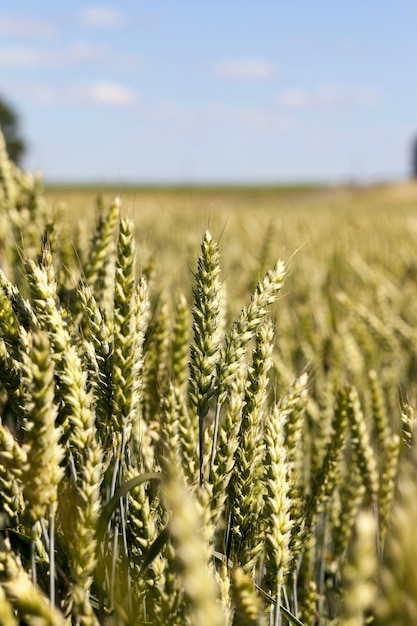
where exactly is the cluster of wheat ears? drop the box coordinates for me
[0,130,417,625]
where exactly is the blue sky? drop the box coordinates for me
[1,1,416,183]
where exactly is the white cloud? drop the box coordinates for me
[24,81,137,107]
[0,47,43,68]
[0,16,58,39]
[83,81,135,106]
[277,86,381,110]
[0,43,138,70]
[0,44,105,68]
[213,57,276,80]
[78,5,126,28]
[15,44,105,67]
[13,77,296,130]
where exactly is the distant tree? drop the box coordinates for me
[0,97,26,166]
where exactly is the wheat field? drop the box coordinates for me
[1,129,417,625]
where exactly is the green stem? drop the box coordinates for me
[31,528,37,587]
[49,508,55,607]
[66,443,78,484]
[209,401,222,476]
[110,451,120,499]
[110,513,119,607]
[275,583,282,626]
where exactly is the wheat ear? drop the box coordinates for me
[378,433,400,553]
[83,198,120,309]
[231,566,266,626]
[228,319,274,571]
[20,331,64,600]
[216,260,286,407]
[262,405,293,626]
[347,385,379,503]
[211,261,285,475]
[189,230,222,486]
[171,292,191,391]
[111,216,139,450]
[164,470,225,626]
[0,540,66,626]
[337,512,377,626]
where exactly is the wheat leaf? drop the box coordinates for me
[97,472,162,542]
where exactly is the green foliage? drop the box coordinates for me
[0,98,25,166]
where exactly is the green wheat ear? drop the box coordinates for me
[0,422,26,522]
[21,331,64,527]
[231,566,266,626]
[0,338,21,417]
[189,230,222,486]
[24,253,104,613]
[331,464,365,567]
[19,330,64,598]
[401,402,415,448]
[209,363,246,530]
[142,295,171,425]
[77,284,112,442]
[346,385,379,503]
[0,539,67,626]
[229,318,275,571]
[189,229,222,418]
[216,259,286,406]
[0,269,37,334]
[163,470,225,626]
[171,292,191,391]
[337,512,377,626]
[303,386,350,536]
[111,215,139,448]
[369,369,390,454]
[83,198,120,306]
[378,433,400,551]
[262,404,293,624]
[374,486,417,624]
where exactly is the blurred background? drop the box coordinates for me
[1,0,417,185]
